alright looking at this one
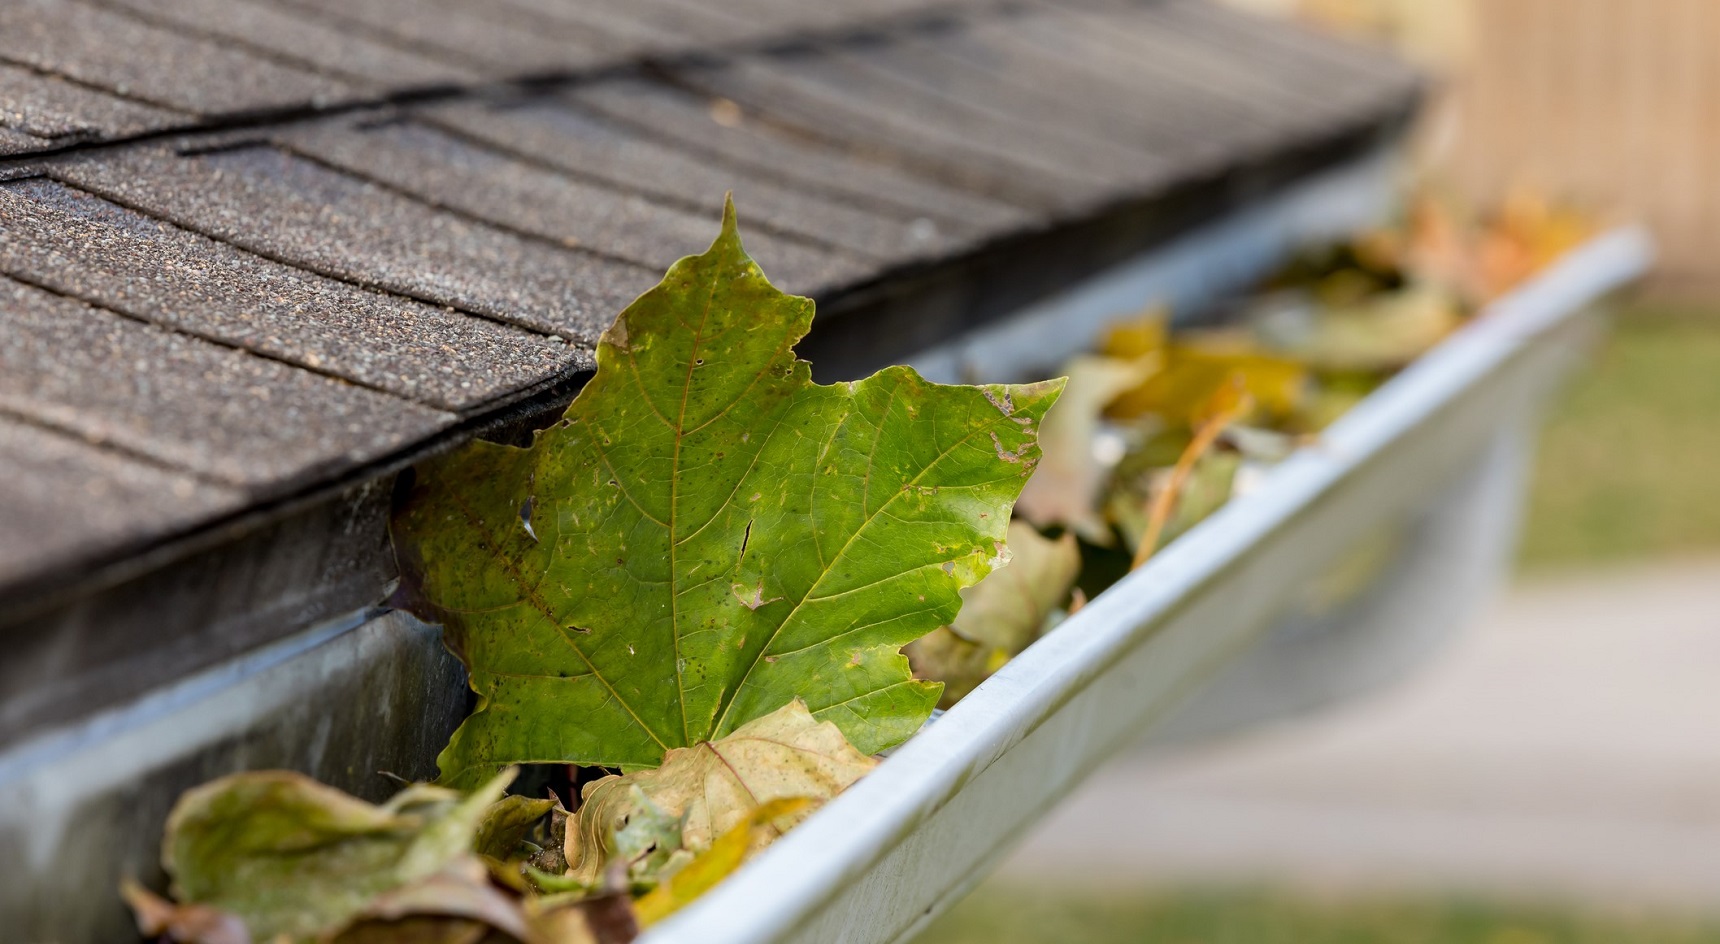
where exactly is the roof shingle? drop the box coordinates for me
[0,276,451,489]
[0,177,576,410]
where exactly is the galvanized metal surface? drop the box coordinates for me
[0,609,467,943]
[645,226,1653,944]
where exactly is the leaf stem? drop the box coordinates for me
[1130,377,1252,570]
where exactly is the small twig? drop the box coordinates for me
[1131,377,1252,570]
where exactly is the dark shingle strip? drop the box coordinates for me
[0,276,451,489]
[0,61,185,148]
[797,48,1175,188]
[943,13,1271,161]
[0,127,51,155]
[1043,5,1366,134]
[566,78,1031,235]
[0,177,579,411]
[680,56,1096,211]
[851,22,1245,166]
[94,0,481,90]
[54,142,660,339]
[0,0,354,115]
[534,0,761,47]
[268,0,619,77]
[0,416,243,591]
[1165,0,1412,88]
[957,12,1321,164]
[665,0,964,33]
[283,117,874,295]
[422,98,964,262]
[1145,1,1421,122]
[460,0,707,57]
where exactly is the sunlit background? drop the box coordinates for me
[918,1,1720,941]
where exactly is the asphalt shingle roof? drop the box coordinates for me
[0,0,1418,736]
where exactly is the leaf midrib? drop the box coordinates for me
[710,397,999,736]
[666,274,721,748]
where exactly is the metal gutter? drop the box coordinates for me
[0,141,1409,944]
[646,226,1654,944]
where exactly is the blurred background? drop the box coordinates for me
[917,1,1720,941]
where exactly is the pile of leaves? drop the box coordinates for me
[915,187,1597,699]
[126,704,873,944]
[124,190,1589,943]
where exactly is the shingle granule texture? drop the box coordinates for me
[0,417,243,590]
[0,177,580,410]
[284,117,872,296]
[97,0,482,90]
[422,98,961,262]
[0,0,354,116]
[0,276,451,490]
[0,178,581,407]
[0,61,185,151]
[56,143,661,337]
[566,78,1031,236]
[266,0,621,77]
[683,55,1103,212]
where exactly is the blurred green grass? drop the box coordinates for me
[914,301,1720,944]
[917,887,1720,944]
[1518,302,1720,569]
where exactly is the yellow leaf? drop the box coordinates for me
[1097,306,1168,360]
[632,797,814,926]
[1108,343,1305,426]
[1130,375,1252,569]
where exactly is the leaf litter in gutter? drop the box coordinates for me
[124,188,1596,941]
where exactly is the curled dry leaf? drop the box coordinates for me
[474,795,560,862]
[1015,354,1159,544]
[524,887,639,944]
[392,199,1061,786]
[906,521,1081,706]
[632,797,813,926]
[565,700,875,886]
[1258,284,1461,373]
[476,797,566,895]
[121,879,250,944]
[605,786,689,886]
[333,860,533,944]
[151,769,513,943]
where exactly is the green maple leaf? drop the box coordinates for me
[394,199,1062,786]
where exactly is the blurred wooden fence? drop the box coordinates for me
[1449,0,1719,289]
[1228,0,1720,289]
